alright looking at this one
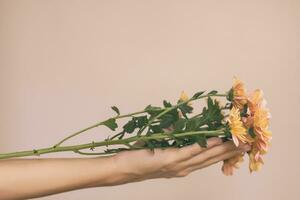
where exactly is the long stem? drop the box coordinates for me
[0,129,225,159]
[55,110,147,147]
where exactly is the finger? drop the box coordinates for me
[181,141,238,167]
[176,137,223,161]
[188,150,245,172]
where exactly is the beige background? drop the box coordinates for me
[0,0,299,199]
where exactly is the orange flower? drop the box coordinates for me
[252,109,272,155]
[248,89,267,114]
[248,147,264,172]
[232,77,248,110]
[246,90,272,172]
[250,92,272,151]
[222,154,244,176]
[223,79,272,174]
[228,107,253,146]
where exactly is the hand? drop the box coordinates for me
[112,137,251,184]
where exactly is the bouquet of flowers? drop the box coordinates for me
[0,78,272,175]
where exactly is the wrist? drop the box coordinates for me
[109,154,145,185]
[88,155,143,187]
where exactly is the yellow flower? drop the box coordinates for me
[179,91,189,101]
[179,91,192,105]
[228,107,253,146]
[232,77,248,110]
[253,107,271,131]
[222,154,244,176]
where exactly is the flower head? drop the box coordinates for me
[221,78,272,174]
[232,77,248,110]
[228,107,253,146]
[253,107,271,132]
[248,147,264,172]
[248,89,267,114]
[250,92,272,148]
[246,90,272,172]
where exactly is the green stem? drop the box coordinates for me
[55,110,147,147]
[0,129,225,159]
[74,150,111,156]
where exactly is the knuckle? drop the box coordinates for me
[188,149,200,157]
[164,154,179,165]
[161,161,175,173]
[180,146,196,155]
[160,161,173,173]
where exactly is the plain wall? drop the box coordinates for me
[0,0,299,199]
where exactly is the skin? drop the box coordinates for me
[0,138,250,200]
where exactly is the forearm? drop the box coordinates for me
[0,156,130,200]
[0,140,248,199]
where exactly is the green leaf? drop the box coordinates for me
[150,125,163,133]
[111,106,120,115]
[174,118,187,131]
[122,115,148,134]
[123,118,136,133]
[163,100,172,108]
[145,104,161,111]
[241,104,248,117]
[192,91,205,99]
[178,103,193,115]
[248,127,256,138]
[135,115,148,128]
[157,105,179,127]
[208,90,218,95]
[103,118,118,131]
[144,105,162,116]
[207,97,214,110]
[202,98,224,129]
[159,114,175,128]
[224,126,232,138]
[226,88,234,101]
[185,118,203,131]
